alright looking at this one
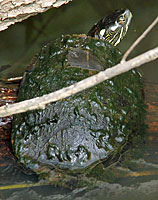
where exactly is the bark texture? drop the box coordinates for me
[0,0,72,31]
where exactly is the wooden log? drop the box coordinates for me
[0,0,72,31]
[144,81,158,133]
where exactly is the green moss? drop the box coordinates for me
[12,35,146,183]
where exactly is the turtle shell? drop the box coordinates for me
[12,35,145,172]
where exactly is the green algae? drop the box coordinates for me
[12,35,146,181]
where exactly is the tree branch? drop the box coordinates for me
[0,0,72,31]
[121,16,158,63]
[0,46,158,117]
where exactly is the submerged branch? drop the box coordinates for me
[0,46,158,117]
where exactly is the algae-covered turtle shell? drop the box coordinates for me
[12,34,145,172]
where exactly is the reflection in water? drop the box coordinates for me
[1,179,158,200]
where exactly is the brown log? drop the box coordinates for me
[0,0,72,31]
[144,81,158,133]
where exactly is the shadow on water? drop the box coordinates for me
[0,0,158,199]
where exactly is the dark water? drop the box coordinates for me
[0,0,158,199]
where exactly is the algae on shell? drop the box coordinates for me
[12,35,146,173]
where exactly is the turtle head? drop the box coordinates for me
[88,9,132,46]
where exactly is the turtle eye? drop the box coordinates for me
[118,16,126,24]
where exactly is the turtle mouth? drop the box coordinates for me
[124,9,133,32]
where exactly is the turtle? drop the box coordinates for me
[11,9,146,176]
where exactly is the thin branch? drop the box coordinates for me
[0,46,158,118]
[121,16,158,63]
